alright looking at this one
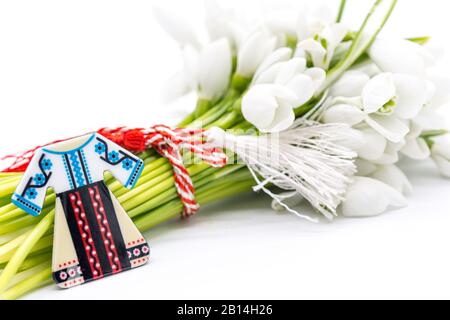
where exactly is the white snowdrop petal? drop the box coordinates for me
[182,45,200,90]
[370,165,413,196]
[296,13,308,40]
[265,11,298,36]
[402,138,431,160]
[393,74,427,120]
[356,128,387,161]
[355,159,378,176]
[204,0,240,45]
[330,71,370,97]
[198,39,232,100]
[286,75,315,106]
[414,108,447,130]
[338,128,367,150]
[433,156,450,178]
[268,84,299,106]
[161,70,192,103]
[275,58,307,85]
[254,63,283,85]
[153,6,200,48]
[432,138,450,160]
[255,47,293,79]
[304,68,326,91]
[242,86,278,129]
[427,74,450,109]
[341,177,407,217]
[307,6,334,35]
[322,104,365,126]
[322,23,348,45]
[362,73,396,114]
[298,39,327,68]
[368,38,427,76]
[264,101,296,133]
[237,31,277,77]
[365,115,410,143]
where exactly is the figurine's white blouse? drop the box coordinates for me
[12,133,144,216]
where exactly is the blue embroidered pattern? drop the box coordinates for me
[41,159,53,171]
[70,152,86,188]
[25,188,38,200]
[12,194,42,216]
[108,151,120,163]
[95,143,106,155]
[122,158,134,171]
[33,174,46,185]
[62,155,75,190]
[125,160,144,189]
[80,150,92,184]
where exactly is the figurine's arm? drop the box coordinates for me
[94,134,144,189]
[11,149,53,216]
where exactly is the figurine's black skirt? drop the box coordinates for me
[54,181,131,284]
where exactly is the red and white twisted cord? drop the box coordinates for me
[1,125,228,218]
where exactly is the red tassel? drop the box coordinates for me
[123,129,147,152]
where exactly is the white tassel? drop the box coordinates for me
[206,121,357,222]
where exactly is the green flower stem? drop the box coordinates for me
[0,234,53,265]
[319,0,398,94]
[0,167,251,270]
[336,0,347,22]
[128,166,247,218]
[0,179,21,198]
[1,265,53,300]
[0,215,46,237]
[207,111,242,129]
[231,74,252,93]
[0,210,54,293]
[0,230,33,260]
[135,178,254,231]
[194,99,212,119]
[120,163,209,211]
[0,175,255,299]
[0,251,52,272]
[421,130,448,139]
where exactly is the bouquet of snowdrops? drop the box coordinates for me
[1,0,449,299]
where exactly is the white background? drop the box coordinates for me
[1,0,450,300]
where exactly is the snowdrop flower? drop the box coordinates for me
[341,177,407,217]
[326,72,428,143]
[425,74,450,110]
[297,22,348,69]
[236,30,277,79]
[204,0,244,49]
[370,165,413,196]
[160,70,192,104]
[242,84,298,132]
[401,122,431,160]
[252,47,293,83]
[253,57,326,104]
[165,40,232,102]
[361,73,428,143]
[153,6,200,48]
[431,137,450,178]
[339,125,401,166]
[242,58,326,133]
[197,38,232,101]
[297,5,334,40]
[264,11,299,41]
[351,127,387,161]
[369,38,435,77]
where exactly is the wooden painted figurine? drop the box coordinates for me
[12,133,150,288]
